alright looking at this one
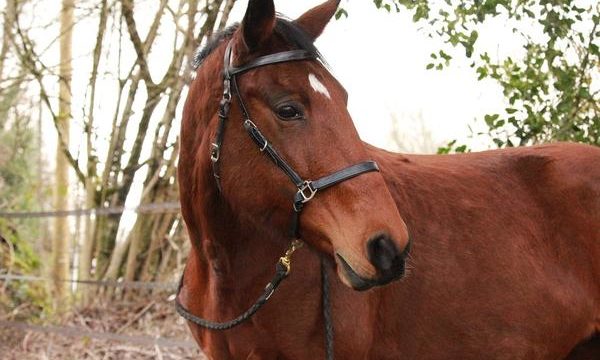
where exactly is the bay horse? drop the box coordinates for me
[177,0,600,358]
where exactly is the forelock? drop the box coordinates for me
[191,17,324,71]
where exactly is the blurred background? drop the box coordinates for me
[0,0,598,358]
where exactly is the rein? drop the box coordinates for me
[176,41,380,360]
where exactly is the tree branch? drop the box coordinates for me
[119,0,152,83]
[11,14,85,184]
[84,0,110,183]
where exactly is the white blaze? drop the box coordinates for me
[308,73,331,100]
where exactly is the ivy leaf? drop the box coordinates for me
[335,8,348,20]
[484,114,500,126]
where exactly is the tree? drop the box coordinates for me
[50,0,74,311]
[388,112,441,153]
[367,0,599,148]
[7,0,238,304]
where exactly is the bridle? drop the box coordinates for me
[175,40,380,360]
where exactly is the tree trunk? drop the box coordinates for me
[102,227,131,280]
[51,0,74,312]
[79,0,109,304]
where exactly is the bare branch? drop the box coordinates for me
[119,0,152,83]
[217,0,235,32]
[85,0,110,181]
[120,0,168,84]
[10,14,85,184]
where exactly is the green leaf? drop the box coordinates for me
[476,66,488,80]
[439,50,452,61]
[335,8,348,20]
[455,145,468,153]
[469,30,479,44]
[484,114,500,126]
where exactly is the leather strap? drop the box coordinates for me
[244,119,304,187]
[321,259,334,360]
[313,161,379,191]
[209,44,236,190]
[293,161,379,212]
[228,50,316,77]
[175,261,289,330]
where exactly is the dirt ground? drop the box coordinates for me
[0,295,206,359]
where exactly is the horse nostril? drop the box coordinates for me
[367,233,399,272]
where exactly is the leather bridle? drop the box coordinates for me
[176,40,380,360]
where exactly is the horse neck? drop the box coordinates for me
[191,177,291,295]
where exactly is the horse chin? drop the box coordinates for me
[335,253,405,291]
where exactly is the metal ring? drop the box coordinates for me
[244,119,257,129]
[260,141,268,152]
[293,202,302,212]
[210,143,220,162]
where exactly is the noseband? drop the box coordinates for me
[176,40,380,359]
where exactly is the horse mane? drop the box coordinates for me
[192,17,325,70]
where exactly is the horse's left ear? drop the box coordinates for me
[294,0,341,40]
[241,0,276,51]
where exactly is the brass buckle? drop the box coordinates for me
[278,240,304,275]
[297,181,317,204]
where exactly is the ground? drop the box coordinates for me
[0,294,205,359]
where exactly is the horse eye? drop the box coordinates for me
[276,104,303,121]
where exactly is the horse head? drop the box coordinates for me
[180,0,410,291]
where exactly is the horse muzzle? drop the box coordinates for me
[336,235,410,291]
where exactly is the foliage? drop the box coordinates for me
[373,0,600,149]
[0,76,41,240]
[0,221,48,317]
[0,76,47,317]
[437,139,469,154]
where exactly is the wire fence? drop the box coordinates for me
[0,201,185,291]
[0,320,197,349]
[0,273,178,291]
[0,202,181,219]
[0,270,194,350]
[0,202,197,351]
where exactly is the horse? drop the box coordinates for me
[176,0,600,358]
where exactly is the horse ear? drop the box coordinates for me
[241,0,276,51]
[294,0,340,40]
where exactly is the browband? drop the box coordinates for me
[228,50,316,77]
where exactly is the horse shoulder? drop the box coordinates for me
[517,143,600,239]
